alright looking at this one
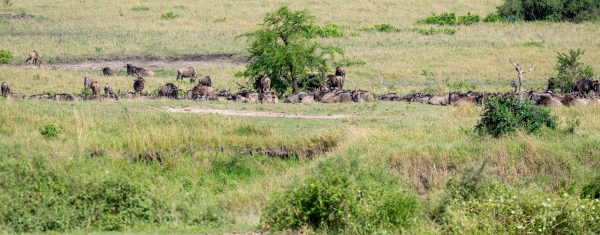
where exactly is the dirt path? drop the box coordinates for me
[33,54,249,70]
[165,106,351,119]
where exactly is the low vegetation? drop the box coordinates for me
[497,0,600,22]
[0,49,12,64]
[475,97,557,137]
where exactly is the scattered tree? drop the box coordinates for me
[236,6,343,94]
[554,48,594,92]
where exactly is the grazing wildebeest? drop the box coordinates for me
[1,82,10,97]
[102,67,119,76]
[133,67,155,77]
[91,83,101,95]
[25,50,40,68]
[134,76,145,93]
[324,74,344,90]
[254,75,270,93]
[158,83,179,98]
[335,66,346,79]
[83,77,97,89]
[197,75,212,87]
[561,94,589,106]
[124,64,140,76]
[177,67,196,82]
[104,84,113,95]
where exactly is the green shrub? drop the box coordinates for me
[523,40,544,47]
[357,25,375,31]
[214,17,226,23]
[418,12,456,25]
[131,6,149,11]
[483,12,504,22]
[497,0,600,22]
[555,48,594,92]
[0,50,13,64]
[475,97,557,137]
[581,176,600,199]
[374,23,400,32]
[410,27,456,35]
[447,80,477,92]
[261,158,418,234]
[318,23,344,37]
[333,59,366,67]
[350,32,362,37]
[161,11,179,19]
[40,123,60,139]
[458,12,480,25]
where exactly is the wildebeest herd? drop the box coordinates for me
[3,50,600,107]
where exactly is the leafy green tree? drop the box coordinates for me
[555,48,594,92]
[236,6,343,94]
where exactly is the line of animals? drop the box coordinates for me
[7,50,600,106]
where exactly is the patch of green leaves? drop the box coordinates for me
[213,17,226,23]
[418,12,456,25]
[483,12,504,22]
[131,6,149,11]
[554,48,594,92]
[0,49,13,64]
[333,59,366,67]
[447,80,477,91]
[161,11,179,19]
[475,97,557,137]
[523,40,544,47]
[458,12,480,25]
[40,123,60,139]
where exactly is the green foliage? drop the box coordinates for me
[447,80,477,91]
[475,97,557,137]
[410,27,456,35]
[131,6,149,11]
[374,23,401,32]
[418,12,456,25]
[261,157,418,234]
[314,23,344,37]
[350,32,362,37]
[458,12,480,25]
[581,176,600,199]
[0,49,13,64]
[232,124,271,136]
[236,6,343,94]
[483,12,504,22]
[40,123,60,139]
[3,0,13,7]
[497,0,600,22]
[357,25,375,31]
[0,156,168,232]
[554,48,594,92]
[161,11,179,19]
[523,40,544,47]
[333,59,366,67]
[213,17,226,23]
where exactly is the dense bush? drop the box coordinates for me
[581,176,600,199]
[483,12,504,22]
[458,12,480,25]
[261,157,418,234]
[497,0,600,22]
[0,49,13,64]
[555,48,595,92]
[418,12,456,25]
[40,123,60,139]
[475,97,557,137]
[161,11,179,19]
[318,23,344,37]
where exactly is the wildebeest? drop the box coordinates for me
[1,82,10,97]
[547,77,556,91]
[104,84,113,95]
[428,94,449,105]
[177,67,196,82]
[321,90,352,103]
[9,93,26,99]
[561,94,589,106]
[191,85,214,100]
[260,91,279,103]
[197,75,212,87]
[53,94,77,101]
[82,94,102,101]
[335,66,347,79]
[91,83,101,95]
[133,67,155,77]
[102,67,119,76]
[158,83,179,98]
[134,76,145,93]
[351,90,374,103]
[324,74,344,90]
[25,50,40,68]
[29,94,51,100]
[124,64,140,76]
[254,75,270,93]
[83,77,97,89]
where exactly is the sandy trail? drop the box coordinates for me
[165,106,351,119]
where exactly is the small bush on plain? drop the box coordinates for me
[131,6,149,11]
[0,49,13,64]
[483,12,504,22]
[475,97,557,137]
[374,23,400,32]
[418,12,456,25]
[40,123,60,139]
[161,11,178,19]
[523,40,544,47]
[318,23,344,37]
[458,12,480,25]
[447,80,477,92]
[555,48,594,92]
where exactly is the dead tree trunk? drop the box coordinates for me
[509,59,535,101]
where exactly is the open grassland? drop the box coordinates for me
[1,0,600,234]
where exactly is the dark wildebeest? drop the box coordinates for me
[133,67,155,77]
[53,94,77,101]
[547,77,556,91]
[158,83,179,98]
[104,84,113,95]
[197,75,212,87]
[324,74,344,90]
[254,75,270,93]
[124,64,140,76]
[335,66,346,79]
[571,78,598,97]
[134,76,145,94]
[177,67,196,82]
[25,50,40,68]
[102,67,119,76]
[1,82,10,97]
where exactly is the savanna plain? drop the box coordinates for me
[1,0,600,234]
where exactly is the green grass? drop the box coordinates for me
[1,0,600,233]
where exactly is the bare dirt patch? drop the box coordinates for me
[38,54,249,70]
[165,106,350,119]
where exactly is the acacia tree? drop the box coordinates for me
[236,6,343,94]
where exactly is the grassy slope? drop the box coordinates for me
[1,0,600,233]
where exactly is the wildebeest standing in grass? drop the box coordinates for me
[91,83,101,95]
[335,66,346,79]
[254,75,271,93]
[84,77,97,89]
[324,74,344,90]
[25,50,40,68]
[104,84,113,95]
[124,64,140,76]
[158,83,179,98]
[177,67,196,83]
[1,82,10,97]
[102,67,119,76]
[197,75,212,87]
[134,76,145,94]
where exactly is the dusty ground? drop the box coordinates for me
[24,54,249,71]
[165,106,351,119]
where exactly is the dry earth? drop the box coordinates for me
[165,106,351,119]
